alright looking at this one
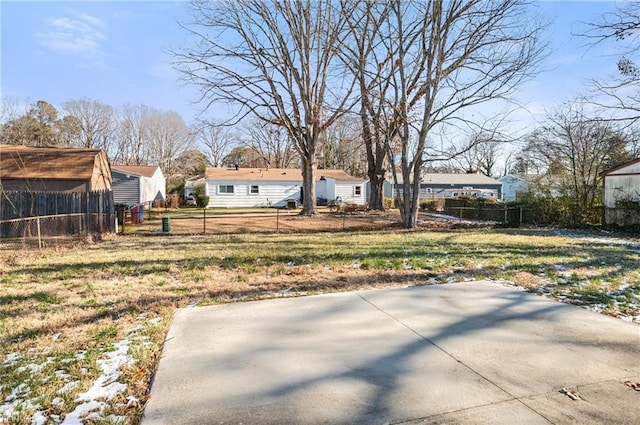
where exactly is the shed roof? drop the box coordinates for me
[600,158,640,176]
[205,167,364,182]
[112,165,162,178]
[0,144,107,180]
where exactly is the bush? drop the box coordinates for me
[419,199,437,211]
[383,197,398,209]
[193,183,210,208]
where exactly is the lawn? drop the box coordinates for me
[1,227,639,424]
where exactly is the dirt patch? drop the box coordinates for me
[125,210,497,236]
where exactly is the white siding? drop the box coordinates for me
[140,169,166,205]
[334,180,366,205]
[206,179,301,207]
[603,174,640,208]
[603,161,640,225]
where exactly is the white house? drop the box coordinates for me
[111,165,166,206]
[601,158,640,226]
[204,167,367,208]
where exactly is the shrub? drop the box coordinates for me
[194,183,210,208]
[383,197,397,209]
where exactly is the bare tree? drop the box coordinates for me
[320,114,367,176]
[62,98,115,153]
[175,0,354,215]
[584,2,640,121]
[525,101,632,210]
[451,130,506,177]
[242,121,297,169]
[114,103,152,165]
[196,120,237,168]
[375,0,545,228]
[339,0,394,209]
[147,110,194,175]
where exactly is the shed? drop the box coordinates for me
[111,165,166,207]
[0,144,111,192]
[600,158,640,226]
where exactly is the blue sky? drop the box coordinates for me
[0,0,626,129]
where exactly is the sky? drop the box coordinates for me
[0,0,629,131]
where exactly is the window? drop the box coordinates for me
[219,185,234,194]
[250,185,259,195]
[354,185,362,196]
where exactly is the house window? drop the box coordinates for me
[354,185,362,196]
[250,185,259,195]
[219,185,234,194]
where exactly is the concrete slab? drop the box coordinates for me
[142,281,640,424]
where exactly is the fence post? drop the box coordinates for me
[203,207,206,234]
[37,217,42,249]
[519,206,523,226]
[342,212,346,231]
[276,208,280,233]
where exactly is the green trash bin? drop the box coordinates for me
[162,216,171,232]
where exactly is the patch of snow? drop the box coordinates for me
[52,332,62,340]
[61,399,102,425]
[126,396,139,408]
[60,339,134,425]
[107,414,128,423]
[30,411,46,425]
[127,325,144,334]
[148,317,162,325]
[3,352,21,368]
[57,381,80,395]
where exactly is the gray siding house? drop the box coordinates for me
[111,165,166,206]
[393,172,502,200]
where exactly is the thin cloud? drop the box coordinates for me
[37,10,109,68]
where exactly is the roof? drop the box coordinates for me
[395,172,501,186]
[0,144,106,180]
[600,158,640,176]
[205,167,364,182]
[112,165,162,178]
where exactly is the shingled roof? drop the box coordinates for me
[112,165,161,178]
[0,145,108,180]
[205,167,364,182]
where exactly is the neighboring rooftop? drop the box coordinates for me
[112,165,162,178]
[205,167,364,182]
[394,172,501,185]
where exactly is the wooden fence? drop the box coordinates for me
[0,190,114,238]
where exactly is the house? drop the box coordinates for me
[392,172,502,200]
[600,158,640,226]
[184,176,205,198]
[0,144,111,192]
[111,165,166,207]
[204,167,367,208]
[499,174,529,202]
